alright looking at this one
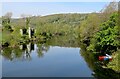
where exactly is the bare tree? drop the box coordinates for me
[4,12,13,19]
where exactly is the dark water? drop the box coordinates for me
[1,36,120,78]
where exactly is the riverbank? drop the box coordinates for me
[80,12,120,73]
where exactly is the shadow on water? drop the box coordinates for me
[1,35,120,78]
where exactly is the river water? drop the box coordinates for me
[1,36,119,78]
[2,44,93,77]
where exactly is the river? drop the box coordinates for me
[1,36,119,78]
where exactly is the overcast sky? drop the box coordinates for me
[2,2,110,18]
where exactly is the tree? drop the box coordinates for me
[2,12,13,31]
[79,13,101,43]
[87,13,120,54]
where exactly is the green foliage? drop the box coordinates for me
[25,17,31,28]
[2,17,13,31]
[0,33,1,43]
[79,13,101,42]
[87,13,120,53]
[2,29,12,45]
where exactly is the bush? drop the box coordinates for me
[88,13,119,53]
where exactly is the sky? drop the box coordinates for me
[1,0,119,2]
[1,2,110,18]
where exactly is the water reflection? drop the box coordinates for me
[1,43,50,61]
[36,44,50,58]
[1,36,120,78]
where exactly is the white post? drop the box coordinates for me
[19,45,23,50]
[28,27,31,38]
[27,43,31,53]
[20,29,23,36]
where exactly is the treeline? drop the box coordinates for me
[11,13,88,36]
[1,12,88,47]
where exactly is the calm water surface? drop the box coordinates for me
[2,44,93,77]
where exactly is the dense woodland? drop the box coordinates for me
[0,1,120,74]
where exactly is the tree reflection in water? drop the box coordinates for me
[36,44,50,58]
[1,43,50,61]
